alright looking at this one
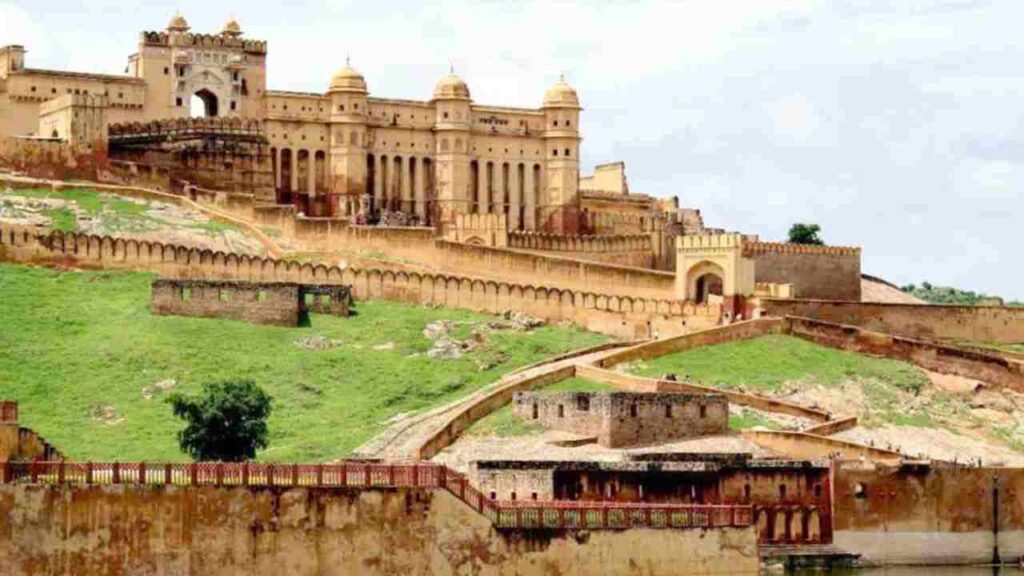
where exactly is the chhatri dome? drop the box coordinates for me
[167,12,190,33]
[543,77,580,109]
[432,72,471,101]
[328,60,368,94]
[221,17,243,37]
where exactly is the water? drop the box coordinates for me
[793,568,1024,576]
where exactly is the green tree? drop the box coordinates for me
[168,380,272,461]
[787,223,824,245]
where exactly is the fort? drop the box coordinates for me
[0,10,1022,576]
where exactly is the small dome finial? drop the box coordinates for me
[168,11,191,32]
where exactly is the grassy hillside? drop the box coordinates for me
[625,334,934,427]
[0,263,606,462]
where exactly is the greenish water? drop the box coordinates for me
[794,568,1024,576]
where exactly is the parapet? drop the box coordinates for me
[677,233,747,251]
[140,31,267,54]
[108,117,265,143]
[743,241,861,257]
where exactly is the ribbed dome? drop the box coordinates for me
[543,79,580,109]
[328,64,368,94]
[222,17,243,37]
[432,74,471,101]
[167,12,190,32]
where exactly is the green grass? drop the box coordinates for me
[625,334,934,428]
[728,411,782,430]
[10,187,159,234]
[545,377,614,393]
[0,263,607,462]
[627,334,928,395]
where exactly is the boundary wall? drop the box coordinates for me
[761,298,1024,345]
[0,463,758,576]
[0,223,719,340]
[0,403,62,462]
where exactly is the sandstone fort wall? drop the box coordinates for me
[761,298,1024,344]
[0,223,718,340]
[0,483,758,576]
[508,231,654,268]
[746,242,862,301]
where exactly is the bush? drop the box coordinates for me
[168,380,272,462]
[787,223,824,245]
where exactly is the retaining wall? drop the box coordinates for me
[833,463,1024,565]
[761,298,1024,345]
[508,231,654,269]
[0,483,759,576]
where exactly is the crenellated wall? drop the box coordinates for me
[0,223,720,340]
[508,231,654,268]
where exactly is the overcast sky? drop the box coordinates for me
[2,0,1020,298]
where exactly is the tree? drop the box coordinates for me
[787,223,824,245]
[168,379,272,461]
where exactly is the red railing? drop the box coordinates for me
[0,461,753,531]
[0,401,17,423]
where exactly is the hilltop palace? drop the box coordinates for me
[0,13,865,315]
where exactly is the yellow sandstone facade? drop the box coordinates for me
[0,13,587,231]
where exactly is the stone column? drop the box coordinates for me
[401,156,413,214]
[289,149,299,198]
[307,152,316,197]
[477,161,488,215]
[413,157,426,221]
[373,155,384,215]
[509,163,521,231]
[273,149,281,191]
[525,166,536,230]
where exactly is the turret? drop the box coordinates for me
[327,62,370,217]
[431,72,473,226]
[542,77,581,232]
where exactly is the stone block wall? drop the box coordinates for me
[151,279,301,326]
[745,242,861,301]
[512,391,728,448]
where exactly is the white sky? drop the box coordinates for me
[2,0,1021,298]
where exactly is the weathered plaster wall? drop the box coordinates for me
[0,484,759,576]
[761,298,1024,345]
[0,426,62,463]
[833,464,1024,565]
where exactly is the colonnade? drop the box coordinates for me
[365,154,435,223]
[471,160,542,230]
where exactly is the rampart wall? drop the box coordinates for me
[0,482,758,576]
[0,223,719,340]
[0,137,108,182]
[744,242,862,301]
[761,298,1024,345]
[508,231,655,268]
[0,403,62,462]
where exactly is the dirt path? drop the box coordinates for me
[352,345,631,461]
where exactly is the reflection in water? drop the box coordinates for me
[794,568,1024,576]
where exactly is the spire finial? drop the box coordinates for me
[346,54,351,66]
[449,60,455,75]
